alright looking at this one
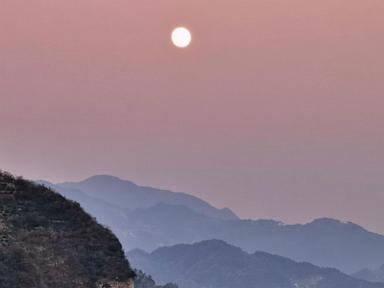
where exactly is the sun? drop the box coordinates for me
[171,27,192,48]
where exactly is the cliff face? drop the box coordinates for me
[0,171,135,288]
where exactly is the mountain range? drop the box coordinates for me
[41,175,384,273]
[6,162,378,288]
[128,239,384,288]
[6,171,382,288]
[40,175,384,274]
[57,175,237,220]
[36,175,384,274]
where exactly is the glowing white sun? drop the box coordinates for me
[171,27,192,48]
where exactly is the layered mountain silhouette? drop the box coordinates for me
[127,239,384,288]
[42,175,384,273]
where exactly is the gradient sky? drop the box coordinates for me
[1,0,384,233]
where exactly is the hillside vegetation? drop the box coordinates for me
[0,171,135,288]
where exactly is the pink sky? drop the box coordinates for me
[1,0,384,232]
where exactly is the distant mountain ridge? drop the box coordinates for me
[41,175,384,273]
[58,175,238,221]
[128,240,384,288]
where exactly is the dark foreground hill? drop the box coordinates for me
[128,240,384,288]
[0,171,175,288]
[0,171,135,288]
[45,176,384,273]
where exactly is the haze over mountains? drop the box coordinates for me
[58,175,237,220]
[128,240,384,288]
[42,175,384,274]
[353,265,384,284]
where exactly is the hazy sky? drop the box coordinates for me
[1,0,383,233]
